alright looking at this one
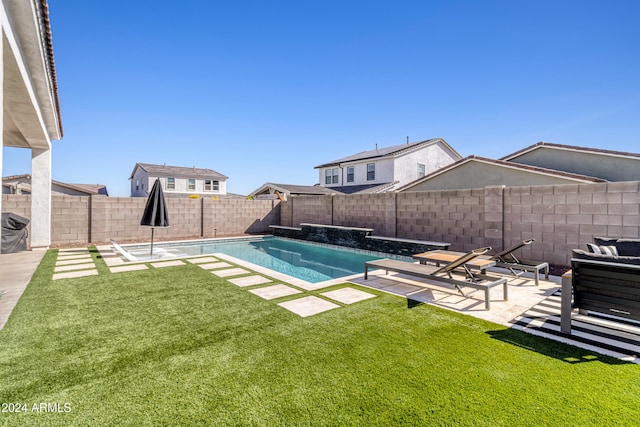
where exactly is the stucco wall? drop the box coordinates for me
[393,143,459,185]
[510,148,640,182]
[404,160,587,191]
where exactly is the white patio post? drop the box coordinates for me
[30,147,52,249]
[0,25,3,246]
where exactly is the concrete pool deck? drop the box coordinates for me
[0,250,46,330]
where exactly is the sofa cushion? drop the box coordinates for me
[594,236,640,256]
[572,249,640,265]
[587,243,618,256]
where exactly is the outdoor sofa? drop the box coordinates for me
[561,237,640,334]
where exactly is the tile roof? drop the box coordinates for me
[314,137,460,169]
[500,142,640,161]
[398,155,607,191]
[131,163,228,180]
[38,0,62,136]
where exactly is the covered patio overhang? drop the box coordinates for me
[0,0,62,250]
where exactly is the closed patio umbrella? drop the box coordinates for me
[140,178,170,256]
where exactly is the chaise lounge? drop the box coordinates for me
[490,239,549,285]
[364,247,508,310]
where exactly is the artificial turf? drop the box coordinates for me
[0,248,638,426]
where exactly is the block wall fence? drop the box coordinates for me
[1,195,280,247]
[280,181,640,267]
[4,180,640,266]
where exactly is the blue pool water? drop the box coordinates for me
[123,237,394,283]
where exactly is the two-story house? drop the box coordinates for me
[314,138,461,193]
[130,163,228,197]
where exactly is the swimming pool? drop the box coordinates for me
[122,237,402,283]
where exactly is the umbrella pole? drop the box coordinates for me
[150,227,155,257]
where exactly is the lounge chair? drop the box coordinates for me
[364,247,508,310]
[489,239,549,285]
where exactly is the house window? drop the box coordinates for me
[347,166,354,182]
[205,179,220,192]
[418,163,426,177]
[188,178,196,191]
[325,168,339,184]
[135,179,139,191]
[367,163,375,181]
[167,177,175,190]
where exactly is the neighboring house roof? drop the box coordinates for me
[130,163,228,180]
[251,183,336,197]
[328,182,399,194]
[3,174,108,195]
[164,192,245,199]
[250,181,399,197]
[314,138,461,169]
[66,183,109,196]
[500,142,640,162]
[500,142,640,182]
[398,156,607,192]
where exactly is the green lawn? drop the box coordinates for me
[0,249,638,426]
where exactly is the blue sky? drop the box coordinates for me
[3,0,640,196]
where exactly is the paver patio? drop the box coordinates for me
[228,275,272,287]
[249,284,303,300]
[198,262,232,270]
[321,287,376,305]
[278,296,340,317]
[150,260,185,268]
[211,268,249,277]
[110,264,149,273]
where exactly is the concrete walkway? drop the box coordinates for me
[0,250,46,330]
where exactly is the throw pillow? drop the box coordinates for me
[600,245,619,256]
[586,243,619,256]
[586,243,601,253]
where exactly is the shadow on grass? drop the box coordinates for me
[486,328,633,365]
[407,299,425,309]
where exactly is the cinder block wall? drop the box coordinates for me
[332,193,390,234]
[289,195,332,226]
[206,198,280,237]
[279,181,640,266]
[51,195,90,244]
[2,195,281,247]
[396,188,486,252]
[503,181,640,265]
[4,180,640,266]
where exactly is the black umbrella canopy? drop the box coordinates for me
[141,179,169,227]
[140,179,169,257]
